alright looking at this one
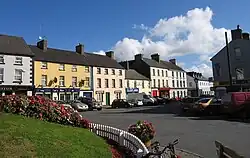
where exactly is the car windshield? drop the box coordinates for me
[198,98,211,103]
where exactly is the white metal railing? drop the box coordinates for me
[89,123,149,157]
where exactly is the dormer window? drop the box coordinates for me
[59,64,65,71]
[14,57,22,65]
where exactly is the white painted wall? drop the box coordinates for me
[125,79,151,94]
[198,80,214,95]
[168,70,187,98]
[0,55,32,86]
[92,67,126,105]
[150,67,170,88]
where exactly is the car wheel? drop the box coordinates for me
[97,107,102,111]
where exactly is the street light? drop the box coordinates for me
[194,77,199,97]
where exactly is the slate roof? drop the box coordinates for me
[0,34,34,56]
[125,69,150,80]
[160,60,184,71]
[142,58,168,69]
[30,45,124,69]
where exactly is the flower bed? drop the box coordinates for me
[0,95,89,128]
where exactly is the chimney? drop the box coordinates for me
[37,40,47,51]
[151,53,160,62]
[135,54,143,60]
[231,25,242,40]
[126,61,129,70]
[242,33,249,40]
[76,43,84,55]
[105,51,114,59]
[169,59,176,65]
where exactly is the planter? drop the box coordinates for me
[144,140,151,148]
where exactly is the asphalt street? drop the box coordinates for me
[82,103,250,158]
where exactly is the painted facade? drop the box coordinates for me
[125,79,151,94]
[92,67,126,105]
[168,70,187,98]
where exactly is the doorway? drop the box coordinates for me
[105,92,110,105]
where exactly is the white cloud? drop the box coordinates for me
[95,7,231,76]
[185,63,213,77]
[92,50,105,56]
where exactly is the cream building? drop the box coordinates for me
[125,69,151,95]
[88,51,126,105]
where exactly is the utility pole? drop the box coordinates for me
[225,32,233,87]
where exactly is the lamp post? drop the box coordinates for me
[194,78,199,97]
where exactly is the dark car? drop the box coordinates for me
[153,96,166,105]
[180,97,200,112]
[193,98,222,115]
[77,97,102,111]
[111,99,132,108]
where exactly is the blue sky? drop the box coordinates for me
[1,0,249,76]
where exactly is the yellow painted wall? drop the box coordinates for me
[34,61,91,90]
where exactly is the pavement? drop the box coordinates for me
[82,103,250,158]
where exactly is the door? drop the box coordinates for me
[106,92,110,105]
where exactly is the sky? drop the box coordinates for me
[1,0,250,77]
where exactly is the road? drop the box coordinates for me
[82,103,250,158]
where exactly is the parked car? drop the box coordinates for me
[193,98,222,115]
[153,96,166,105]
[111,99,132,108]
[70,100,89,112]
[78,97,102,111]
[56,100,73,110]
[126,93,154,106]
[180,97,200,112]
[127,99,143,107]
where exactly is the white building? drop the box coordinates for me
[120,53,187,98]
[0,35,33,96]
[88,51,126,105]
[124,68,151,95]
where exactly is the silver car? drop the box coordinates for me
[71,100,89,111]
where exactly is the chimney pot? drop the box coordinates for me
[105,51,114,59]
[231,25,243,40]
[151,53,160,62]
[76,43,84,55]
[37,40,48,51]
[135,54,143,60]
[169,59,176,65]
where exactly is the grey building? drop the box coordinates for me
[0,34,34,96]
[210,25,250,91]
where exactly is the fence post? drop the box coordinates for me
[218,144,225,158]
[92,125,97,135]
[119,132,124,146]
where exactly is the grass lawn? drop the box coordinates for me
[0,113,112,158]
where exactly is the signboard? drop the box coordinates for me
[126,88,139,93]
[36,88,80,93]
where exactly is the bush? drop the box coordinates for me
[0,95,90,128]
[128,120,155,143]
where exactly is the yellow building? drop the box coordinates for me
[30,40,92,100]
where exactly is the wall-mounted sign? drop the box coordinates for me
[36,88,80,93]
[126,88,139,93]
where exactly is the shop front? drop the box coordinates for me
[0,86,33,96]
[159,87,170,98]
[35,88,80,100]
[151,88,159,97]
[125,88,139,94]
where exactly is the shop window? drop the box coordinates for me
[72,77,77,87]
[59,94,65,101]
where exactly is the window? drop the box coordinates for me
[153,69,155,76]
[112,69,115,75]
[157,70,160,76]
[236,68,244,80]
[59,94,65,101]
[234,47,241,57]
[119,70,122,76]
[172,71,174,77]
[85,77,90,87]
[134,81,137,88]
[97,93,103,102]
[158,79,160,87]
[148,82,151,88]
[41,62,47,69]
[184,91,186,97]
[59,64,65,71]
[74,93,78,100]
[104,68,108,75]
[105,79,109,88]
[176,72,178,78]
[14,69,22,81]
[173,91,175,98]
[112,79,115,88]
[0,68,3,81]
[142,81,144,88]
[165,71,168,77]
[176,80,179,87]
[85,66,89,72]
[0,55,4,64]
[172,80,175,87]
[59,76,65,86]
[183,81,185,87]
[127,80,129,88]
[15,57,22,65]
[72,65,77,72]
[41,75,47,86]
[180,81,182,87]
[166,80,168,87]
[97,68,101,74]
[72,77,77,87]
[180,91,183,97]
[119,79,123,88]
[153,79,156,87]
[97,78,101,88]
[162,80,165,87]
[162,70,164,76]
